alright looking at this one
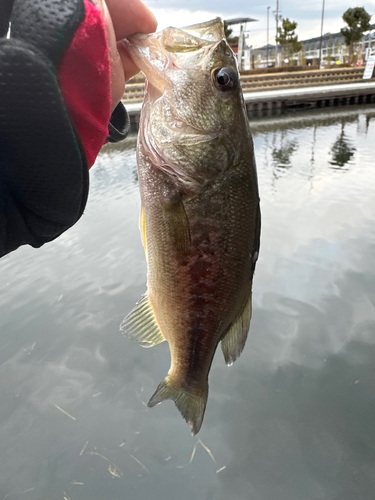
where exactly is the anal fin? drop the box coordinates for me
[120,294,165,347]
[221,292,252,366]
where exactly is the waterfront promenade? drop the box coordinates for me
[122,67,375,119]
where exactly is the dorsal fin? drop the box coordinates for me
[221,292,252,366]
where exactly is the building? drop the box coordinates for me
[303,25,375,65]
[251,24,375,68]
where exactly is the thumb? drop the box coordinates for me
[91,0,125,111]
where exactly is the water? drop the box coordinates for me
[1,105,375,500]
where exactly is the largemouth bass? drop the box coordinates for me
[121,18,260,435]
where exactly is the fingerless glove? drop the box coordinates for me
[0,0,129,257]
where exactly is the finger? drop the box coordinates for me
[89,0,156,107]
[117,41,140,82]
[102,1,126,109]
[91,0,125,110]
[105,0,157,40]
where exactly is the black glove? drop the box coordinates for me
[0,0,129,258]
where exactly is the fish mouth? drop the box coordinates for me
[122,18,225,94]
[122,34,172,94]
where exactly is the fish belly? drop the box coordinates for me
[141,154,257,386]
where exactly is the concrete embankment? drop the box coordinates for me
[122,67,375,120]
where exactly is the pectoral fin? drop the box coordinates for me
[120,294,165,347]
[221,292,252,366]
[161,193,191,258]
[140,204,147,257]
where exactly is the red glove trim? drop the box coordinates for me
[59,0,111,168]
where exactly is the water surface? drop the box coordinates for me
[1,105,375,500]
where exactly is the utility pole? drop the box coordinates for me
[267,6,270,67]
[318,0,325,68]
[274,0,280,67]
[237,24,244,70]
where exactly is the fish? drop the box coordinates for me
[121,18,261,435]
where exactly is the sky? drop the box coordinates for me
[143,0,375,48]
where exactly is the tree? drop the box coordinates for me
[224,21,238,44]
[340,7,371,63]
[276,18,303,65]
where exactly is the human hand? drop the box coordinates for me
[0,0,156,257]
[92,0,157,111]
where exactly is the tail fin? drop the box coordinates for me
[148,376,208,435]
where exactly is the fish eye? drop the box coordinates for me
[212,67,237,92]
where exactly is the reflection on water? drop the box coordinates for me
[1,105,375,500]
[329,123,356,169]
[271,134,298,178]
